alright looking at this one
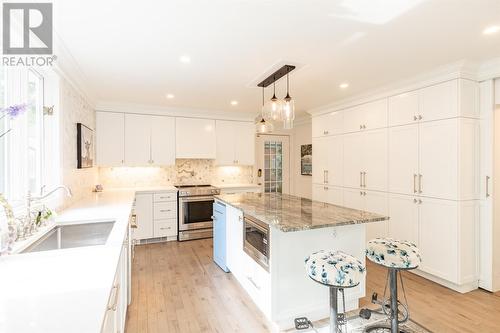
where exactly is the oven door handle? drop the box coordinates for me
[179,196,215,203]
[244,219,268,234]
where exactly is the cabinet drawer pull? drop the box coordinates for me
[160,227,172,230]
[108,284,120,311]
[413,174,417,193]
[418,174,423,193]
[160,209,171,213]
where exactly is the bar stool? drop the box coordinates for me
[305,250,366,333]
[365,238,422,333]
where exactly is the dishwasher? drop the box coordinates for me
[212,201,229,272]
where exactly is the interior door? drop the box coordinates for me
[419,119,458,199]
[387,193,419,245]
[312,137,328,185]
[124,114,151,166]
[388,124,419,195]
[255,135,290,194]
[363,129,388,192]
[343,132,364,189]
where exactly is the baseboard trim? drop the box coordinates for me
[411,269,478,293]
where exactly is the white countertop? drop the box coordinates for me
[0,188,148,333]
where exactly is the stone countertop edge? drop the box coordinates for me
[214,193,389,233]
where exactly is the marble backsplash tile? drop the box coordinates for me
[98,159,254,188]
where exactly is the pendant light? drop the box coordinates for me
[262,78,283,122]
[256,86,273,133]
[282,71,295,129]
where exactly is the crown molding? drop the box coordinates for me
[307,59,480,117]
[95,101,255,122]
[478,57,500,81]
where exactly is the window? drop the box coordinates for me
[264,141,283,193]
[0,67,52,209]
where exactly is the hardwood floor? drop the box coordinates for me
[126,239,500,333]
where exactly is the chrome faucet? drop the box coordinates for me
[35,185,73,200]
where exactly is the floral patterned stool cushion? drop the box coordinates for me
[366,238,422,269]
[305,250,365,288]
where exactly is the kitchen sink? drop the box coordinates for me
[22,221,115,253]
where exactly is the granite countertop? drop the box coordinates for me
[215,192,389,232]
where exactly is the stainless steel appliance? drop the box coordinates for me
[243,214,270,271]
[177,185,220,241]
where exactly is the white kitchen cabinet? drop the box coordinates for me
[133,193,153,240]
[343,99,387,133]
[312,184,343,206]
[343,129,387,191]
[311,111,343,137]
[420,80,458,122]
[225,204,244,276]
[343,189,388,240]
[151,115,176,166]
[419,119,458,199]
[312,135,343,186]
[216,120,255,165]
[96,112,125,166]
[124,114,151,166]
[176,117,216,159]
[388,124,419,195]
[388,90,420,127]
[388,193,419,245]
[312,137,328,185]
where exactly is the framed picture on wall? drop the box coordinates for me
[77,123,94,169]
[301,144,312,176]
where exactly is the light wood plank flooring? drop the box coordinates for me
[126,239,500,333]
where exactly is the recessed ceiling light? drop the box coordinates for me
[340,83,349,89]
[166,93,175,99]
[483,25,500,35]
[230,100,238,106]
[179,55,191,63]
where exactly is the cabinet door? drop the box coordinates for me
[96,112,124,166]
[363,129,388,192]
[388,90,419,127]
[327,135,343,186]
[419,198,458,282]
[388,124,418,195]
[151,116,175,166]
[312,184,328,203]
[343,188,364,210]
[419,119,458,199]
[363,99,388,130]
[312,113,328,137]
[387,194,419,245]
[124,114,151,166]
[365,191,388,240]
[234,122,255,165]
[343,132,364,188]
[133,194,153,240]
[312,137,328,184]
[226,206,244,277]
[176,118,216,158]
[420,80,458,122]
[327,186,344,206]
[216,120,236,165]
[343,105,365,133]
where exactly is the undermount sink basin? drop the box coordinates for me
[22,221,115,253]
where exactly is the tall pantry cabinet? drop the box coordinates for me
[311,78,480,293]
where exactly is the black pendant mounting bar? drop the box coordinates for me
[257,65,296,88]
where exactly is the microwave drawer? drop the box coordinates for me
[154,192,177,202]
[154,202,177,219]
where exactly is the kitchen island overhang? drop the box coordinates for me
[214,192,389,331]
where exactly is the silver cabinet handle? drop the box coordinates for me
[160,209,171,213]
[211,215,216,220]
[160,226,172,230]
[418,199,422,204]
[325,170,329,184]
[413,174,417,193]
[486,176,491,197]
[418,115,423,120]
[363,172,366,188]
[418,174,422,193]
[413,115,418,121]
[247,276,261,290]
[108,283,120,311]
[360,172,363,187]
[413,198,418,203]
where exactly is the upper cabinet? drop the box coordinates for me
[388,79,479,127]
[312,111,343,137]
[176,117,216,159]
[124,114,175,166]
[96,112,125,166]
[343,99,388,133]
[216,120,255,165]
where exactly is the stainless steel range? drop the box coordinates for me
[176,185,220,241]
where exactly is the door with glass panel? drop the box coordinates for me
[255,135,290,194]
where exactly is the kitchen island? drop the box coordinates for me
[214,192,388,331]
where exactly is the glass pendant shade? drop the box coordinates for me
[256,118,273,133]
[282,94,295,129]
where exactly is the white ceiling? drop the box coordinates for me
[54,0,500,116]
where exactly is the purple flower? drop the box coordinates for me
[0,103,28,119]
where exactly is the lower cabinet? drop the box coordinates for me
[312,184,343,206]
[102,232,129,333]
[133,190,178,241]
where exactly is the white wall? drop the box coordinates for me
[291,121,312,199]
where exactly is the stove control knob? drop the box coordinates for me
[180,191,188,196]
